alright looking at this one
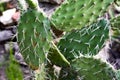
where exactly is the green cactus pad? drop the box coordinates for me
[59,57,116,80]
[18,10,52,69]
[51,0,113,31]
[111,16,120,38]
[58,19,109,61]
[47,42,70,67]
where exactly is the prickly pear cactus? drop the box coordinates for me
[47,42,70,67]
[59,57,116,80]
[51,0,113,31]
[18,0,52,69]
[58,19,110,61]
[111,16,120,38]
[18,10,52,69]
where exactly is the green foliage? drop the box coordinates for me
[58,19,109,61]
[0,3,6,13]
[6,61,23,80]
[6,44,23,80]
[59,57,116,80]
[51,0,113,31]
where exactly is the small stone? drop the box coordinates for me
[0,8,16,25]
[0,55,5,64]
[0,30,14,42]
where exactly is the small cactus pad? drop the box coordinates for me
[47,42,70,67]
[59,57,116,80]
[18,10,52,69]
[51,0,113,31]
[111,16,120,37]
[58,19,110,61]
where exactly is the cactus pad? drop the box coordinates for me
[59,57,116,80]
[51,0,113,31]
[58,19,110,61]
[18,10,52,69]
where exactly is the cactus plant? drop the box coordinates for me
[51,0,114,31]
[16,0,120,80]
[59,57,116,80]
[57,19,110,61]
[18,0,52,69]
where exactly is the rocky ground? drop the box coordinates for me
[0,0,120,80]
